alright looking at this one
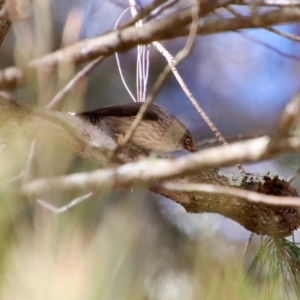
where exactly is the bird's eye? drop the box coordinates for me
[185,138,191,145]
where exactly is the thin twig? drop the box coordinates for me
[241,233,254,269]
[129,0,150,102]
[154,5,246,173]
[36,192,93,214]
[277,90,300,136]
[115,7,137,102]
[288,167,300,183]
[258,44,300,62]
[227,4,300,44]
[119,0,169,29]
[242,0,300,5]
[146,0,179,22]
[22,140,36,184]
[160,182,300,206]
[225,6,300,62]
[46,56,106,109]
[0,171,24,184]
[267,27,300,43]
[196,133,266,147]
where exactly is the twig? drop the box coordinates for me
[235,30,300,61]
[46,57,106,109]
[241,233,254,269]
[22,140,36,184]
[0,171,24,184]
[225,7,300,62]
[154,5,246,173]
[288,167,300,183]
[146,0,179,22]
[236,0,300,6]
[267,27,300,43]
[196,133,266,147]
[160,182,300,206]
[277,90,300,136]
[115,7,137,102]
[36,192,93,214]
[118,0,169,29]
[129,0,150,102]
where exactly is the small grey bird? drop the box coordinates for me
[71,102,196,153]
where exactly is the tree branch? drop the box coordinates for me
[6,1,300,89]
[0,94,299,238]
[196,8,300,35]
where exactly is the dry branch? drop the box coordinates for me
[2,3,300,89]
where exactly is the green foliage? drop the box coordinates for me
[249,236,300,300]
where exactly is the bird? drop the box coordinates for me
[70,102,196,153]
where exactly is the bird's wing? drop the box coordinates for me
[72,103,159,123]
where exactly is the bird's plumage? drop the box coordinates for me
[78,102,159,122]
[73,103,195,153]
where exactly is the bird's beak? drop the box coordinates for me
[188,146,197,153]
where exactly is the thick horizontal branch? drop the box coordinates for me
[236,0,300,6]
[1,95,300,237]
[29,0,228,68]
[21,134,300,197]
[2,5,300,89]
[0,93,300,236]
[161,182,300,206]
[22,150,300,238]
[197,8,300,35]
